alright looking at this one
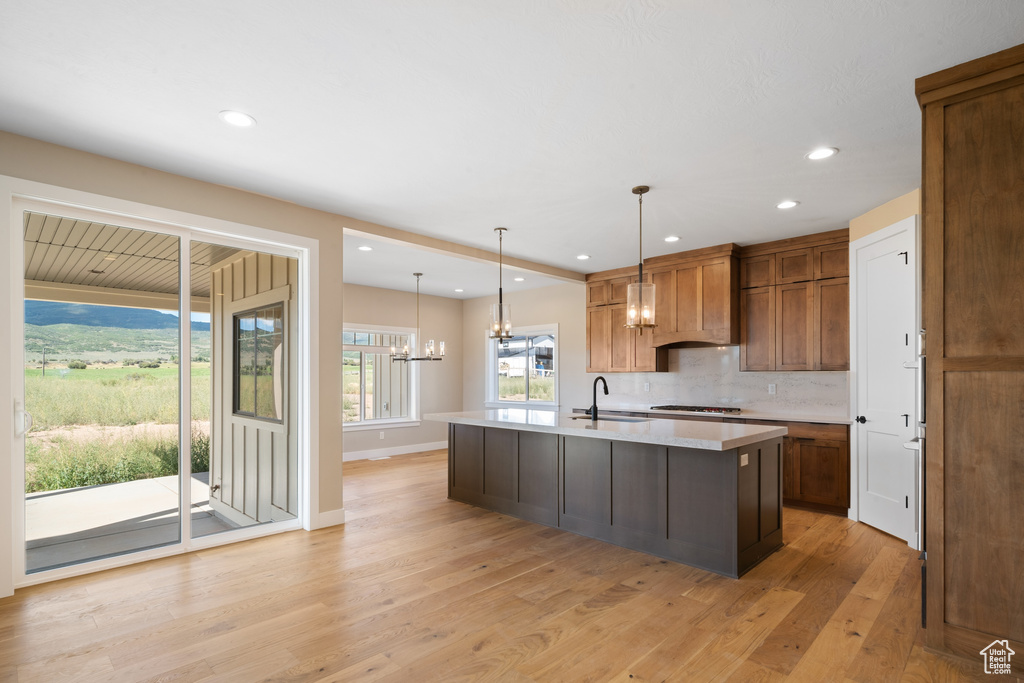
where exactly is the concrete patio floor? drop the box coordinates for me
[25,473,238,573]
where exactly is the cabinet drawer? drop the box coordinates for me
[786,422,848,441]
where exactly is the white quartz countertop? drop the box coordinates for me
[425,410,787,452]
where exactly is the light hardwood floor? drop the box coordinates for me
[0,449,1011,682]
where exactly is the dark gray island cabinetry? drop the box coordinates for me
[433,410,787,578]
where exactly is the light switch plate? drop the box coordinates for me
[740,453,748,467]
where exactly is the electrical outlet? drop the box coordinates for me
[768,383,776,395]
[740,453,749,467]
[379,431,385,440]
[643,382,650,392]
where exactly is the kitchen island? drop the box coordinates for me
[425,410,787,577]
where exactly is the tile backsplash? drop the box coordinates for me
[601,346,849,419]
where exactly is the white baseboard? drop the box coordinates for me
[312,508,346,529]
[343,440,448,462]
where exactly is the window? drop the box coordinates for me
[489,326,557,407]
[233,304,284,421]
[343,329,414,425]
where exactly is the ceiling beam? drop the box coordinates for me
[25,280,211,313]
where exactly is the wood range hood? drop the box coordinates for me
[644,242,741,349]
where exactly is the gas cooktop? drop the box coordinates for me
[650,405,742,415]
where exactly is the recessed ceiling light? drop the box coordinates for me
[103,255,117,260]
[806,147,839,160]
[454,288,464,293]
[219,110,256,127]
[357,245,373,252]
[514,277,525,282]
[776,200,800,209]
[664,236,680,243]
[576,254,590,260]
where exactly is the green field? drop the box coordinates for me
[24,364,212,492]
[25,364,211,429]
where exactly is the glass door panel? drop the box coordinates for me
[23,211,181,572]
[190,241,298,538]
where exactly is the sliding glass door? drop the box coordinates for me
[18,205,303,577]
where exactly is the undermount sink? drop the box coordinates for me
[569,414,651,423]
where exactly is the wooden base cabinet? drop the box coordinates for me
[918,43,1024,667]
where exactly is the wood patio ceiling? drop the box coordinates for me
[23,211,242,299]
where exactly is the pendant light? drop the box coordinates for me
[489,227,513,339]
[391,273,444,363]
[625,185,656,333]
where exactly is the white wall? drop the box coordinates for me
[342,283,463,459]
[462,282,588,411]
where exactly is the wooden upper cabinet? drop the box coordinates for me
[814,277,849,371]
[813,243,849,280]
[776,282,814,371]
[586,306,610,372]
[586,297,666,373]
[586,275,631,307]
[776,248,814,284]
[740,254,775,288]
[650,249,739,347]
[608,276,631,304]
[739,286,775,372]
[586,280,609,307]
[608,304,633,372]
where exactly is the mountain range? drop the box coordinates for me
[25,301,211,331]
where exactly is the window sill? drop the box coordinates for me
[484,402,559,411]
[343,420,421,432]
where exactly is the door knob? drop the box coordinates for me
[855,415,867,424]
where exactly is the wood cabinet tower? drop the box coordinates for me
[917,42,1024,666]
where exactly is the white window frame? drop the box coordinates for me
[485,323,559,410]
[342,323,420,431]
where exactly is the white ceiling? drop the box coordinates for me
[2,1,1022,293]
[343,231,566,299]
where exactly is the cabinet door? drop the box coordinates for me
[814,277,849,370]
[632,324,661,372]
[674,263,702,332]
[776,248,814,284]
[813,243,849,279]
[651,268,676,334]
[792,438,849,508]
[586,280,609,307]
[782,436,797,500]
[740,286,775,371]
[740,254,775,288]
[608,276,631,304]
[586,306,610,372]
[672,258,735,343]
[775,282,813,371]
[608,304,632,372]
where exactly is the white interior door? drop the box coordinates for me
[853,216,919,547]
